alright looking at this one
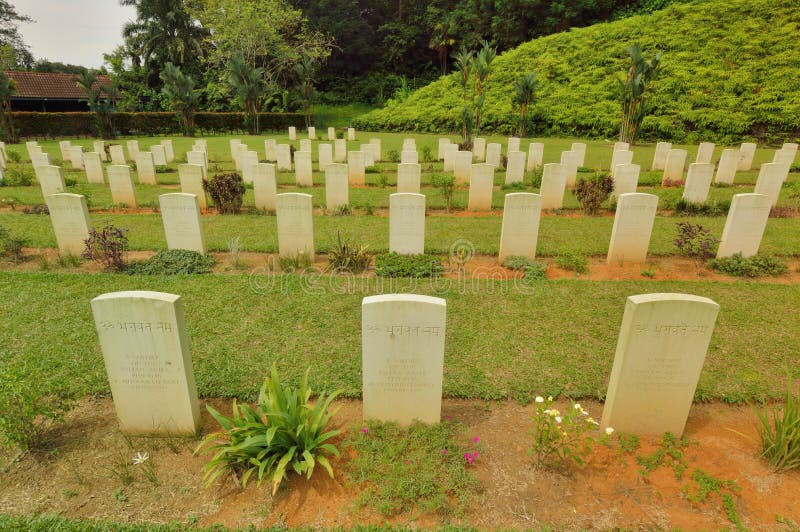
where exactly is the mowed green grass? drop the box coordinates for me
[1,272,797,404]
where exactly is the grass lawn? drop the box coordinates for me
[1,272,797,404]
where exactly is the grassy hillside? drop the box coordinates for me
[354,0,800,143]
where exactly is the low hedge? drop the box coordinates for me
[13,112,307,138]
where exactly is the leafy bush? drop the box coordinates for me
[327,232,371,273]
[574,173,613,215]
[127,250,216,275]
[709,253,788,277]
[757,378,800,471]
[1,167,34,187]
[374,253,444,278]
[82,223,128,271]
[504,255,548,281]
[556,249,589,274]
[675,198,729,216]
[0,371,71,451]
[527,166,544,188]
[387,150,400,163]
[329,204,352,216]
[196,365,341,494]
[203,172,245,214]
[421,145,433,162]
[431,173,456,212]
[674,222,718,259]
[0,225,27,263]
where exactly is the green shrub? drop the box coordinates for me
[757,378,800,471]
[504,255,548,281]
[675,198,730,216]
[574,173,613,215]
[374,253,444,278]
[556,249,589,274]
[365,165,380,174]
[1,167,34,186]
[674,222,719,259]
[155,165,169,173]
[709,253,788,277]
[82,223,128,272]
[278,252,312,272]
[0,225,27,263]
[327,232,371,273]
[387,149,400,163]
[127,250,216,275]
[421,145,434,162]
[64,177,77,187]
[501,181,526,191]
[329,204,352,216]
[6,149,21,163]
[0,371,71,451]
[527,166,544,188]
[196,365,341,494]
[431,173,456,212]
[203,172,245,214]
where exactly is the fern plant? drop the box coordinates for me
[196,365,342,494]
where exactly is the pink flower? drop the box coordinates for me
[473,437,480,444]
[464,452,474,465]
[441,448,447,455]
[360,427,368,433]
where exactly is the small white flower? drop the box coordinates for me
[132,451,149,465]
[587,417,600,426]
[555,416,563,424]
[543,409,551,415]
[573,403,581,410]
[535,396,544,403]
[605,427,615,435]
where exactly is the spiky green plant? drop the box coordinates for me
[513,72,538,136]
[757,378,800,471]
[160,62,199,136]
[327,231,370,273]
[228,52,265,134]
[196,365,342,494]
[617,43,662,144]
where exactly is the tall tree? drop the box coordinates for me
[0,70,17,143]
[76,71,119,140]
[227,52,265,134]
[0,1,33,68]
[160,62,199,136]
[618,43,662,144]
[513,72,537,136]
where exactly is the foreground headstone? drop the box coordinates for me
[151,145,167,166]
[276,144,292,171]
[527,142,544,171]
[454,150,473,184]
[108,165,137,207]
[571,143,587,167]
[276,193,314,261]
[84,152,105,184]
[473,137,486,162]
[325,163,349,211]
[682,163,715,203]
[485,143,501,168]
[606,193,658,264]
[37,165,66,198]
[318,143,333,170]
[110,144,126,165]
[397,163,421,194]
[288,126,297,140]
[499,193,542,262]
[505,151,525,185]
[159,193,205,253]
[612,163,640,200]
[714,149,739,184]
[161,139,175,163]
[389,193,425,255]
[651,142,672,170]
[717,193,771,258]
[264,139,277,162]
[136,152,157,185]
[738,142,757,171]
[126,140,139,161]
[753,163,788,207]
[539,163,566,210]
[468,163,494,211]
[443,143,458,171]
[662,149,688,183]
[253,163,277,212]
[600,293,719,437]
[46,193,91,256]
[362,294,446,425]
[178,164,207,209]
[695,142,715,164]
[507,137,521,153]
[348,151,365,186]
[91,291,201,436]
[93,140,106,161]
[334,139,347,163]
[69,146,84,170]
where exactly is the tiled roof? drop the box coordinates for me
[5,71,113,100]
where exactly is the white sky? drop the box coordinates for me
[16,0,137,68]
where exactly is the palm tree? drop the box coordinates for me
[473,40,496,136]
[294,56,317,129]
[228,52,265,134]
[76,71,119,139]
[618,43,662,145]
[513,72,538,136]
[0,71,17,142]
[452,46,474,146]
[160,62,199,136]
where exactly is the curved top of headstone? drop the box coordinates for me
[363,293,446,307]
[505,192,542,200]
[160,192,197,200]
[627,293,719,309]
[277,192,313,200]
[391,192,425,199]
[92,290,181,304]
[47,192,84,200]
[617,192,658,202]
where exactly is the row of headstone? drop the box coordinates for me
[89,287,719,438]
[288,126,356,142]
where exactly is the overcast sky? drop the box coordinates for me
[16,0,137,68]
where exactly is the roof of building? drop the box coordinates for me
[5,71,113,100]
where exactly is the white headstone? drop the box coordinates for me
[571,143,587,167]
[527,142,544,171]
[59,140,72,162]
[69,146,84,170]
[126,140,139,161]
[443,143,459,171]
[178,164,207,209]
[186,151,207,178]
[401,150,419,165]
[362,294,446,425]
[294,150,313,187]
[499,193,542,262]
[600,293,719,437]
[695,142,715,164]
[662,149,688,183]
[361,144,375,167]
[402,139,416,152]
[253,163,277,212]
[347,128,356,141]
[389,193,425,255]
[473,137,486,162]
[37,165,66,198]
[682,163,715,204]
[505,151,525,185]
[276,144,292,171]
[612,163,641,200]
[242,150,259,184]
[507,137,521,153]
[772,148,796,169]
[31,151,50,168]
[110,144,126,165]
[276,193,314,261]
[485,143,501,168]
[327,127,335,141]
[539,163,566,210]
[107,165,138,207]
[299,139,312,154]
[397,163,421,194]
[334,139,347,163]
[45,193,91,256]
[264,139,277,162]
[468,163,494,211]
[308,126,316,140]
[717,193,771,258]
[651,142,672,170]
[288,126,297,140]
[348,151,365,186]
[455,150,473,185]
[159,193,205,253]
[84,152,105,184]
[613,141,630,152]
[606,193,658,264]
[93,140,106,162]
[738,142,757,171]
[91,291,201,436]
[437,138,450,160]
[754,162,789,208]
[370,138,382,162]
[611,150,634,179]
[151,144,167,166]
[318,143,333,171]
[136,152,156,185]
[560,150,581,188]
[325,163,349,211]
[161,139,175,163]
[714,149,739,184]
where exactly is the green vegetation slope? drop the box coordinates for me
[354,0,800,143]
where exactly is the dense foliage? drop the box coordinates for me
[127,250,216,275]
[356,0,800,143]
